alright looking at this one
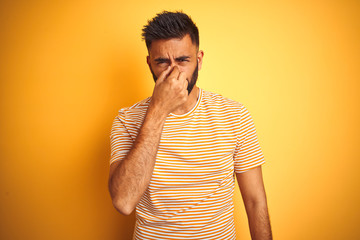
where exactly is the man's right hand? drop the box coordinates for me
[149,66,189,117]
[109,67,188,216]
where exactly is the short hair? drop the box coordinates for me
[142,11,199,50]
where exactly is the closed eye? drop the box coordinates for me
[157,60,167,64]
[176,56,190,62]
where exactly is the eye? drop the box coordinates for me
[157,61,168,65]
[178,59,189,63]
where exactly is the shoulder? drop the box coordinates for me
[116,97,151,123]
[201,89,246,113]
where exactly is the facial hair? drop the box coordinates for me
[150,62,198,95]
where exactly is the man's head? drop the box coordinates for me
[142,11,199,51]
[142,11,204,95]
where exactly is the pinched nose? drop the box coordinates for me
[170,61,177,68]
[169,62,184,72]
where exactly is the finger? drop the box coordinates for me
[178,71,186,83]
[183,77,188,90]
[156,66,172,83]
[178,71,188,92]
[167,66,180,80]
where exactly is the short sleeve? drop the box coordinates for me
[109,113,134,165]
[233,105,266,173]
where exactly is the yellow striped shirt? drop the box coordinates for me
[110,88,266,239]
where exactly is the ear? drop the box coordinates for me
[146,55,150,66]
[197,50,204,70]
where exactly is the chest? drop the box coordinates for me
[151,117,237,188]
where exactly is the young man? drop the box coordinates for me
[108,11,273,240]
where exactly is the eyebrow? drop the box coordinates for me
[154,57,169,63]
[175,56,190,61]
[154,56,191,62]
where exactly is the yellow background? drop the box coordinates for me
[1,0,359,239]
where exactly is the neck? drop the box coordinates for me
[171,86,199,115]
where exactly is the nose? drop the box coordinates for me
[169,60,183,72]
[170,60,177,68]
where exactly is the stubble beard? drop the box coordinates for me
[150,62,198,95]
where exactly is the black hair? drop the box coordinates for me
[142,11,199,50]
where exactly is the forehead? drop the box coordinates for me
[149,34,197,58]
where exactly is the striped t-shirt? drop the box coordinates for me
[110,88,266,240]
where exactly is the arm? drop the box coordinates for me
[108,107,167,215]
[108,66,188,215]
[236,165,273,240]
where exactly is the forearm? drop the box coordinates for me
[109,106,166,215]
[245,202,273,240]
[109,65,189,215]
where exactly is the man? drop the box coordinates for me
[108,11,272,240]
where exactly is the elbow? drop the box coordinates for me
[119,207,134,216]
[112,198,135,216]
[109,180,135,216]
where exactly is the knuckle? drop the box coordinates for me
[182,95,187,102]
[173,86,181,94]
[180,90,187,98]
[169,76,176,83]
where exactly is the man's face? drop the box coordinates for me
[147,34,203,95]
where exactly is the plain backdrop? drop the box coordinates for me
[1,0,359,239]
